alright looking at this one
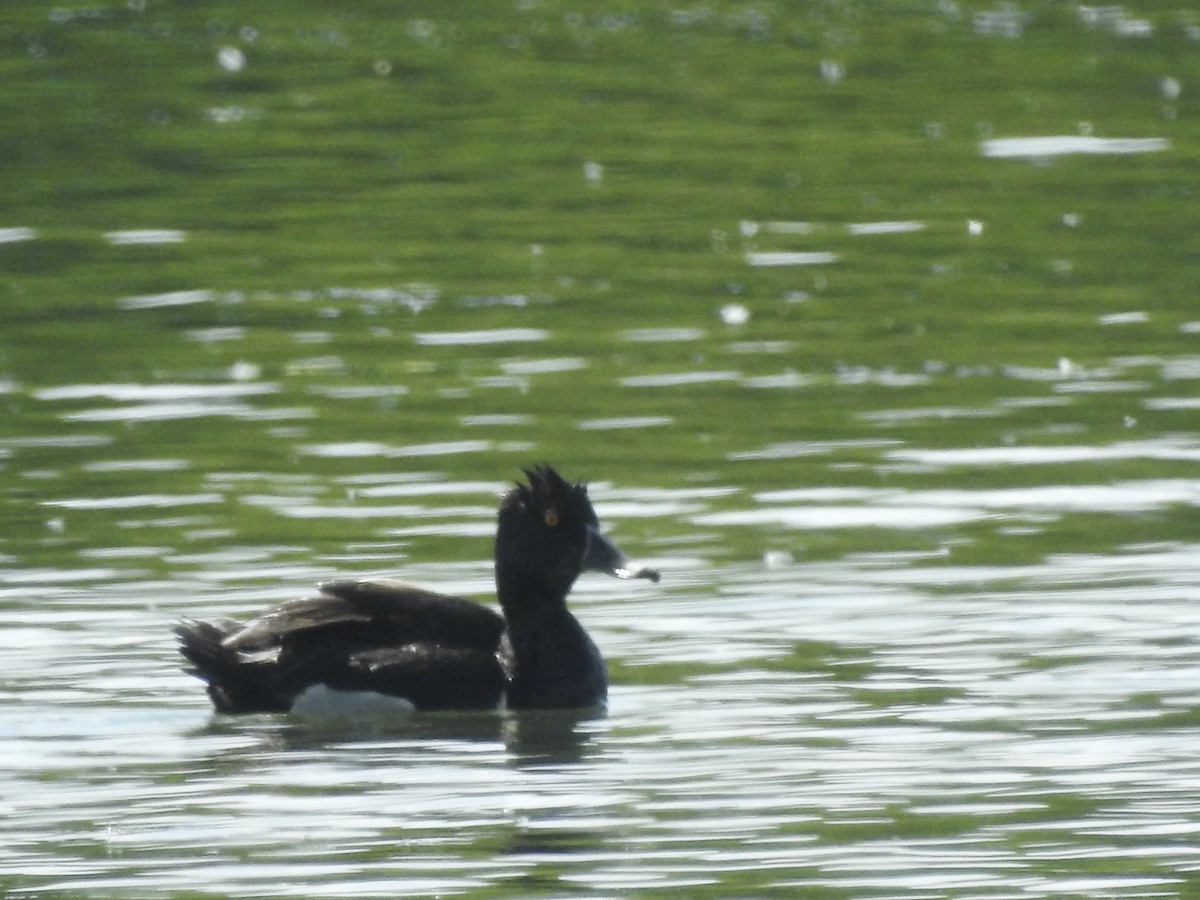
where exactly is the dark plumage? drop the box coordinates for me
[175,466,659,713]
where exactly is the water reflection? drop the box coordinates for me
[0,227,37,243]
[301,439,493,458]
[577,415,673,430]
[980,136,1170,158]
[103,229,186,245]
[118,288,216,310]
[889,437,1200,467]
[504,709,605,768]
[413,328,548,346]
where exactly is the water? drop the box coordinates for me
[3,1,1200,896]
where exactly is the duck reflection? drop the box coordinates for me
[503,706,605,767]
[189,704,603,766]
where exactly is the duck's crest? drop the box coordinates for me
[503,464,587,514]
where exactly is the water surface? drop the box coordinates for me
[3,1,1200,896]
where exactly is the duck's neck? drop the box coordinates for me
[496,569,573,635]
[495,570,606,710]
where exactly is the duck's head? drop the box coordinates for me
[495,466,659,605]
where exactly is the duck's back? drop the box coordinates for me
[176,579,507,713]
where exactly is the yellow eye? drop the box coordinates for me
[544,509,560,528]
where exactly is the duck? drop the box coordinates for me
[175,466,660,713]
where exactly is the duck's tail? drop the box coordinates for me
[175,618,289,713]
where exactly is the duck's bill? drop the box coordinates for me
[584,527,661,583]
[614,563,661,583]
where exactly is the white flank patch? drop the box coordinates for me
[291,684,417,719]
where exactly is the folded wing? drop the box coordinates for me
[176,579,507,713]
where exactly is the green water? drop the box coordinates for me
[4,0,1197,559]
[3,2,1200,897]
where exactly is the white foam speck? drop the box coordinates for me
[217,46,246,72]
[720,303,750,326]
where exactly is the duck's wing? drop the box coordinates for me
[176,579,507,713]
[222,579,505,654]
